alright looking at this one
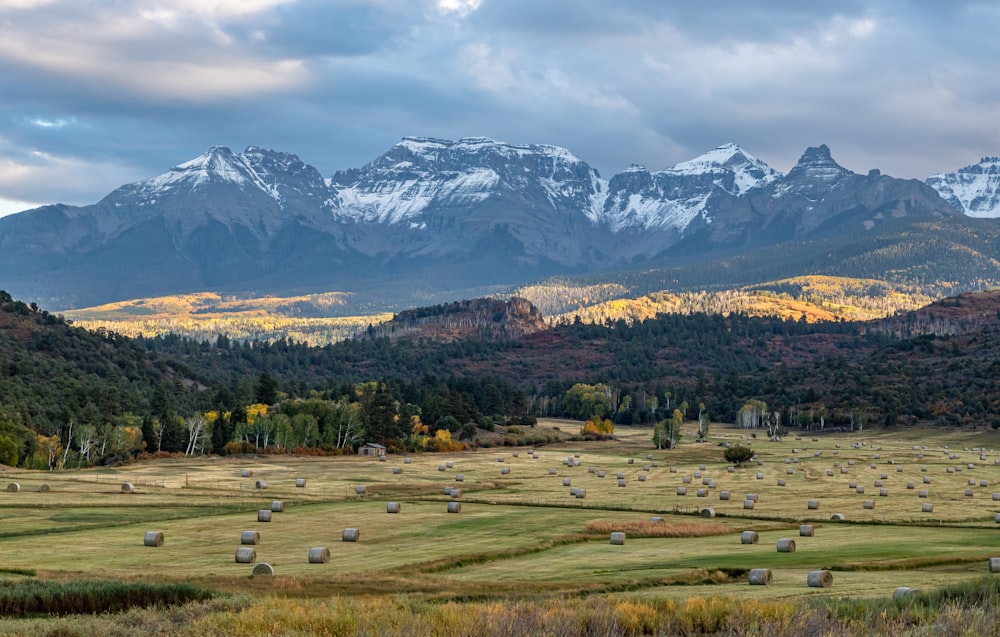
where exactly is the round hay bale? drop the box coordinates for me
[295,478,307,488]
[907,482,915,489]
[511,451,519,458]
[447,501,461,513]
[270,500,284,512]
[966,489,975,497]
[696,488,707,497]
[840,467,848,474]
[647,454,653,460]
[627,458,634,465]
[575,489,586,499]
[38,484,50,493]
[450,489,462,499]
[777,479,787,487]
[143,531,164,547]
[849,481,857,489]
[497,456,505,463]
[921,503,934,513]
[981,480,989,488]
[121,482,134,493]
[307,547,330,564]
[919,489,929,498]
[342,528,360,542]
[442,486,454,496]
[676,487,687,496]
[386,501,401,513]
[500,467,510,475]
[257,510,272,523]
[747,493,759,502]
[800,524,815,537]
[532,453,539,459]
[241,530,261,545]
[879,488,889,497]
[720,491,730,501]
[393,467,403,475]
[826,470,834,477]
[241,470,253,478]
[6,482,20,493]
[776,538,796,553]
[254,480,268,490]
[748,568,772,585]
[831,513,845,520]
[993,493,1000,501]
[562,478,572,486]
[786,468,794,475]
[756,472,764,480]
[880,473,889,480]
[355,485,368,494]
[743,499,755,510]
[856,486,865,494]
[438,465,446,472]
[588,466,596,474]
[669,466,678,473]
[682,475,692,483]
[650,516,664,523]
[994,513,1000,524]
[445,462,453,468]
[637,473,646,482]
[990,558,1000,573]
[741,531,759,544]
[807,500,820,510]
[618,479,628,488]
[923,476,932,484]
[807,570,833,588]
[700,507,715,518]
[728,466,735,473]
[251,562,273,575]
[863,500,875,509]
[235,547,257,564]
[404,457,412,464]
[609,532,626,545]
[875,480,884,487]
[894,587,919,601]
[617,472,626,480]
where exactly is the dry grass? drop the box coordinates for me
[584,519,732,538]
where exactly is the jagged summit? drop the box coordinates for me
[927,156,1000,218]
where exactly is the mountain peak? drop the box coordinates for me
[785,144,851,184]
[927,155,1000,218]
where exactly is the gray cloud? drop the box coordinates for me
[0,0,998,214]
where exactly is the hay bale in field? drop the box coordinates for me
[637,474,647,482]
[610,532,626,545]
[831,513,846,521]
[121,482,134,493]
[307,547,330,564]
[728,466,736,473]
[697,488,707,497]
[241,530,261,545]
[562,478,572,486]
[393,467,403,475]
[863,500,875,509]
[652,461,659,467]
[455,474,464,482]
[849,481,858,489]
[442,486,454,496]
[990,558,1000,573]
[720,491,731,501]
[532,453,539,459]
[500,467,510,475]
[702,477,712,485]
[575,489,586,499]
[966,489,975,497]
[438,465,446,472]
[826,470,834,477]
[897,466,904,472]
[386,501,401,513]
[512,451,519,458]
[669,466,678,473]
[746,493,759,502]
[355,485,368,496]
[257,510,272,523]
[693,471,703,479]
[875,480,884,487]
[38,484,50,493]
[807,570,833,588]
[255,480,268,490]
[799,524,814,537]
[447,501,461,513]
[627,458,634,465]
[235,547,257,564]
[617,472,626,480]
[643,464,650,471]
[682,476,692,483]
[993,493,1000,501]
[271,501,284,512]
[677,487,687,496]
[777,479,787,487]
[251,562,273,575]
[776,538,796,552]
[981,480,989,488]
[6,482,20,493]
[342,528,360,542]
[856,486,865,494]
[923,477,932,484]
[756,472,764,480]
[700,507,715,518]
[907,482,915,489]
[741,531,759,544]
[922,503,934,513]
[446,462,454,468]
[588,466,596,474]
[919,490,929,498]
[786,468,794,475]
[879,488,889,497]
[618,479,628,488]
[143,531,164,547]
[451,489,462,498]
[650,516,664,523]
[748,568,772,585]
[295,478,306,488]
[404,457,412,464]
[241,470,253,478]
[995,513,1000,524]
[808,500,820,510]
[840,467,848,474]
[743,499,755,510]
[894,587,918,601]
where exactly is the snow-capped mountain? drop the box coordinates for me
[601,143,780,233]
[926,157,1000,218]
[0,138,967,309]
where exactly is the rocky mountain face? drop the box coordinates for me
[0,138,971,309]
[926,156,1000,218]
[367,297,547,341]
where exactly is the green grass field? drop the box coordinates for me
[2,421,1000,634]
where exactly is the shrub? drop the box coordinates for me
[723,444,755,466]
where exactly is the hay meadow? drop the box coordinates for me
[3,420,1000,635]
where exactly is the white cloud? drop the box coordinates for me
[438,0,481,16]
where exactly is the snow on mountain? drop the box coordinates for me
[601,144,781,231]
[331,136,605,225]
[926,157,1000,218]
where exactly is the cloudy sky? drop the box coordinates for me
[1,0,998,216]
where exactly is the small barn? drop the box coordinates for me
[358,443,386,457]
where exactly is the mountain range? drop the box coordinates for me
[1,137,998,310]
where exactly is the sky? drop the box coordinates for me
[1,0,999,216]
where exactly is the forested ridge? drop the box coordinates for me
[3,287,1000,469]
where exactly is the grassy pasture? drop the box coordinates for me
[2,420,1000,607]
